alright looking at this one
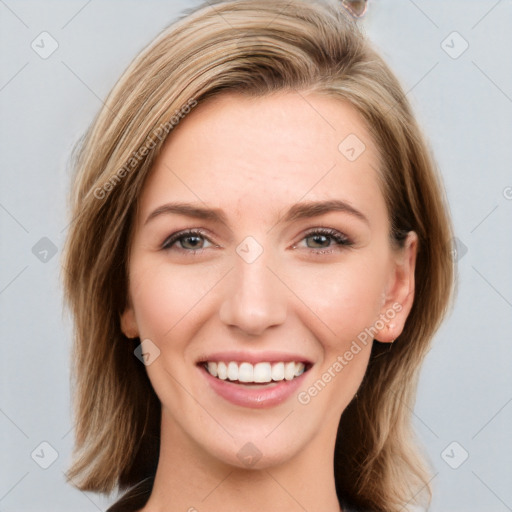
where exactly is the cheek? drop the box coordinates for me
[288,256,388,347]
[128,261,222,407]
[129,259,224,341]
[290,260,385,414]
[130,243,390,352]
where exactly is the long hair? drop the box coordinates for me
[62,1,455,510]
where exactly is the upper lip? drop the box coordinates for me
[197,351,313,365]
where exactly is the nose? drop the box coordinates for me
[218,250,287,337]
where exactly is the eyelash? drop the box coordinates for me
[297,228,354,253]
[161,229,212,254]
[161,228,353,255]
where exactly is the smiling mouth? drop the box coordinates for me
[201,360,309,385]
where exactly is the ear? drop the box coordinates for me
[120,302,139,339]
[374,231,418,343]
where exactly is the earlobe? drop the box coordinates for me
[375,231,418,343]
[120,307,139,339]
[376,321,398,344]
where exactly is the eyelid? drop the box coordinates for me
[302,227,351,241]
[294,227,353,248]
[161,228,213,251]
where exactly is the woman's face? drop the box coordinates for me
[122,92,417,469]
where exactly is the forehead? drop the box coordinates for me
[137,91,386,228]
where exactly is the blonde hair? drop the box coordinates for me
[62,1,455,510]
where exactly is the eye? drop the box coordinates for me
[298,228,353,253]
[161,228,352,254]
[161,229,213,252]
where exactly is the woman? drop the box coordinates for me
[62,1,454,511]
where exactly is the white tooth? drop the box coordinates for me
[217,361,227,380]
[253,362,272,383]
[294,362,305,377]
[238,362,254,383]
[284,362,295,381]
[207,362,218,377]
[227,361,239,381]
[271,362,285,381]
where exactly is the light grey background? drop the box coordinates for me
[1,1,511,510]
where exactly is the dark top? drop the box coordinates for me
[106,477,153,511]
[106,476,367,512]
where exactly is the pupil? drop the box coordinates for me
[310,235,329,248]
[183,236,202,249]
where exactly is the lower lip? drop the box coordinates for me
[200,365,307,409]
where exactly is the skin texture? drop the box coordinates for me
[121,91,418,512]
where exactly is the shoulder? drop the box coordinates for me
[106,477,153,512]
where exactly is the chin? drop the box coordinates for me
[202,433,306,472]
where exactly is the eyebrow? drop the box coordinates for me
[144,199,369,227]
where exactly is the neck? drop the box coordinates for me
[142,408,342,512]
